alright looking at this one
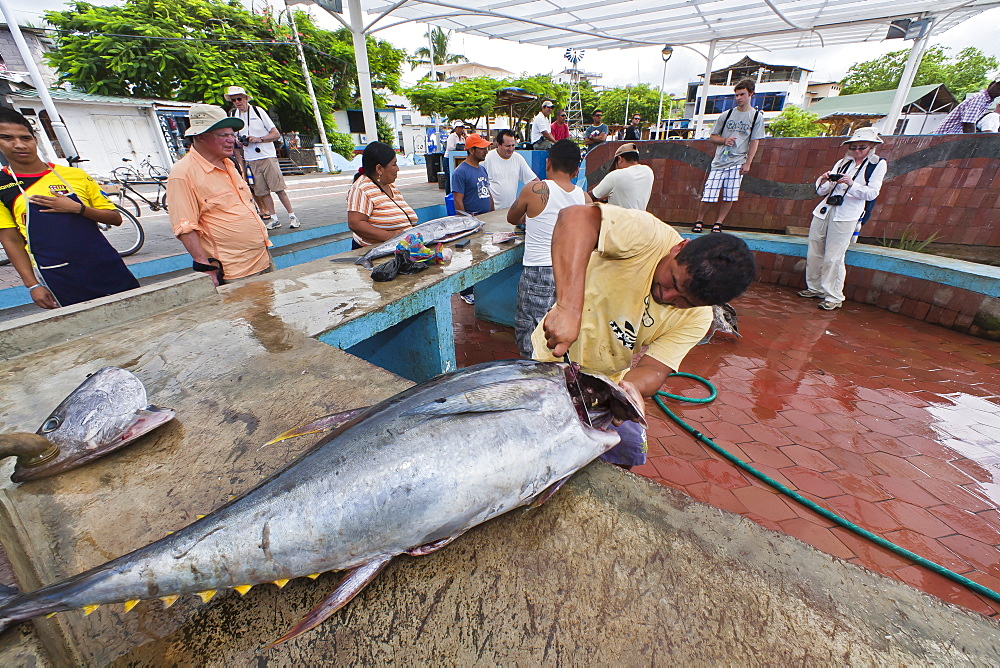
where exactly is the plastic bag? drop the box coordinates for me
[371,249,430,282]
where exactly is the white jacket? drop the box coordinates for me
[811,154,887,222]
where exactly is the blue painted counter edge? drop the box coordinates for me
[0,204,451,310]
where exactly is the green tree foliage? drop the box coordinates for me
[594,84,664,127]
[767,105,822,137]
[840,45,998,96]
[44,0,406,140]
[405,73,570,126]
[410,27,468,80]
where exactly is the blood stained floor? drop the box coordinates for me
[452,282,1000,618]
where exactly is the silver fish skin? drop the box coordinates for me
[353,213,484,268]
[0,360,639,631]
[2,367,175,483]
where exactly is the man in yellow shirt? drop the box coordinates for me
[534,204,755,468]
[167,104,272,285]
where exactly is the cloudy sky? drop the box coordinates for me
[8,0,999,97]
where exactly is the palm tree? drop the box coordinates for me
[410,27,468,81]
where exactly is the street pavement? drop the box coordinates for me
[0,165,446,291]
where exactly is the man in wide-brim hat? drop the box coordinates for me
[166,104,274,286]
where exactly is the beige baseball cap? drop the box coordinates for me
[184,104,244,137]
[614,142,640,158]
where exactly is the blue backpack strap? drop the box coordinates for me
[859,161,879,225]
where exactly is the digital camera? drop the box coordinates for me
[239,135,251,147]
[826,194,845,206]
[828,172,844,181]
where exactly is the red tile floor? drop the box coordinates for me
[452,282,1000,618]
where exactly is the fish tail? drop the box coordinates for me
[0,582,23,633]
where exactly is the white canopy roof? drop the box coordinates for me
[365,0,1000,53]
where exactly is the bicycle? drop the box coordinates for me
[111,156,169,183]
[108,169,169,216]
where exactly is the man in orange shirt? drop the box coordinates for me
[167,104,273,285]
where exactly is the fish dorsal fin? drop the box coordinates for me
[401,378,553,418]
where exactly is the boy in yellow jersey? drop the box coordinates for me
[0,108,138,308]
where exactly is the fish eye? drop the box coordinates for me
[41,416,62,432]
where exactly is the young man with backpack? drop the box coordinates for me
[225,86,299,229]
[691,79,764,234]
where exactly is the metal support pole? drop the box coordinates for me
[0,0,79,162]
[655,48,672,140]
[284,1,337,172]
[427,23,440,151]
[694,39,716,139]
[348,0,378,144]
[882,18,935,135]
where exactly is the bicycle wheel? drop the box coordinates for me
[116,192,141,218]
[147,164,169,180]
[112,166,141,183]
[102,207,145,256]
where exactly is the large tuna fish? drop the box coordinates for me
[0,360,642,646]
[0,367,175,482]
[347,213,485,269]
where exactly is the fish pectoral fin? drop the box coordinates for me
[262,556,393,650]
[119,407,176,443]
[406,533,463,556]
[403,379,553,417]
[265,407,370,445]
[529,474,572,509]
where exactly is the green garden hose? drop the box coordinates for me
[654,373,1000,606]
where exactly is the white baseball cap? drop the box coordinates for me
[224,86,251,101]
[185,104,244,137]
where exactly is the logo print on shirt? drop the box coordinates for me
[609,320,637,350]
[48,185,70,196]
[641,296,654,328]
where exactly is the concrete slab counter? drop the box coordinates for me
[0,210,997,664]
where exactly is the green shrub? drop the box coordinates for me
[328,131,356,159]
[878,225,941,253]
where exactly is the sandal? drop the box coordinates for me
[710,223,723,233]
[691,221,704,234]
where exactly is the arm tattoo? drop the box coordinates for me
[532,180,549,208]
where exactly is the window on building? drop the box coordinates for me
[346,110,365,133]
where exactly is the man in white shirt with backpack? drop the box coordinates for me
[224,86,298,229]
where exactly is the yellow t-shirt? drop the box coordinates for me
[531,204,712,382]
[0,165,116,255]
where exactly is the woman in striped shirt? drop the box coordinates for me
[346,142,417,248]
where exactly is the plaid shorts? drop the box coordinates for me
[701,164,743,202]
[515,265,556,358]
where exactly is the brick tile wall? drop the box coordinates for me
[587,134,1000,248]
[749,250,996,341]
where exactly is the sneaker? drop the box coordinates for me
[798,289,824,298]
[265,220,282,230]
[818,300,841,311]
[460,294,475,305]
[288,214,300,229]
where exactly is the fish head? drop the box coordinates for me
[563,364,647,431]
[5,367,175,483]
